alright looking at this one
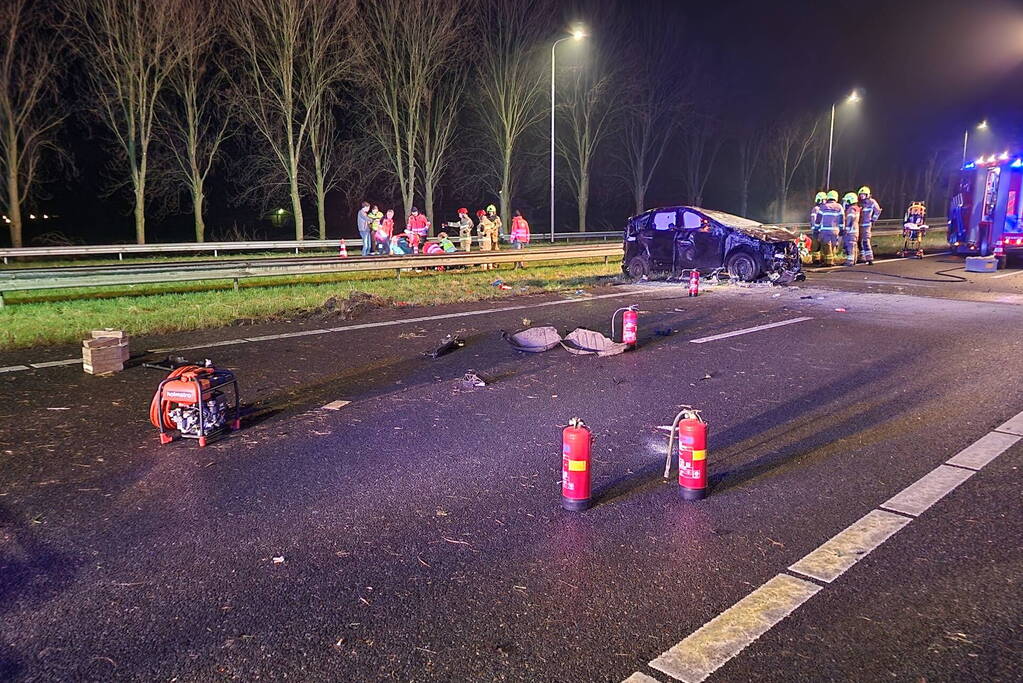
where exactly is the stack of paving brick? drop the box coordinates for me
[82,330,130,375]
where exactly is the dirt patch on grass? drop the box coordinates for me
[309,291,394,321]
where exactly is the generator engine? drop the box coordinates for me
[149,363,241,447]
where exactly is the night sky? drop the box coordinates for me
[25,0,1023,245]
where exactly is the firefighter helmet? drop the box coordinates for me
[858,186,871,196]
[486,204,497,214]
[843,192,858,205]
[826,190,839,201]
[814,191,827,203]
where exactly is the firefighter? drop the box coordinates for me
[810,191,826,264]
[486,204,502,251]
[857,186,882,265]
[445,208,474,252]
[477,209,495,270]
[840,193,860,266]
[817,191,844,266]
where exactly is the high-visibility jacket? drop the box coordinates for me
[860,197,882,226]
[511,216,530,243]
[818,201,844,231]
[424,242,444,255]
[810,203,823,229]
[375,217,393,241]
[843,205,860,233]
[408,213,430,236]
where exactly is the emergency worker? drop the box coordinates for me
[486,204,502,251]
[840,192,860,266]
[510,210,530,249]
[477,209,495,270]
[810,191,826,264]
[857,186,882,265]
[445,208,474,252]
[817,191,844,267]
[407,207,431,246]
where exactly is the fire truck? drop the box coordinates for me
[949,151,1023,267]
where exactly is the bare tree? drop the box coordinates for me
[736,124,765,218]
[357,0,463,224]
[766,115,820,222]
[305,97,343,239]
[66,0,185,244]
[678,111,723,208]
[0,0,65,248]
[557,50,620,232]
[225,0,356,240]
[162,0,230,242]
[475,0,553,227]
[420,72,467,233]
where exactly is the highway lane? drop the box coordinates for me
[0,274,1021,681]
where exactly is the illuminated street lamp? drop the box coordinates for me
[550,28,587,242]
[825,90,861,189]
[962,120,989,165]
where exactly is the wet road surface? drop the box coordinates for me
[1,255,1022,682]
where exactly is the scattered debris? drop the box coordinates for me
[653,326,674,336]
[521,318,531,327]
[312,291,391,321]
[800,295,813,299]
[424,335,465,359]
[834,307,847,312]
[561,328,629,356]
[700,373,713,381]
[322,400,351,411]
[502,326,562,352]
[460,370,487,388]
[272,556,285,565]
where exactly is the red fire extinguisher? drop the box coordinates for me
[664,407,708,500]
[688,270,700,297]
[562,418,592,511]
[611,306,639,346]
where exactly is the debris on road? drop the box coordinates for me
[502,326,562,352]
[424,334,465,358]
[83,330,129,375]
[272,556,285,565]
[322,400,351,411]
[561,328,629,356]
[460,371,487,388]
[834,307,847,312]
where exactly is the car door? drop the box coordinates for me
[675,210,725,271]
[639,209,680,267]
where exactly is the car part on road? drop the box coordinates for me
[424,334,465,358]
[560,328,630,357]
[502,326,563,352]
[149,363,241,447]
[611,306,639,346]
[460,370,487,388]
[562,418,593,511]
[664,406,709,500]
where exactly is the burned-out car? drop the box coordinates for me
[622,206,804,283]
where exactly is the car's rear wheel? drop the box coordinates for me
[726,250,760,282]
[626,255,650,279]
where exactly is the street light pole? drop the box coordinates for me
[826,103,836,190]
[963,120,989,165]
[550,31,585,243]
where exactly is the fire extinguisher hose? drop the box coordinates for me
[148,365,204,430]
[664,405,703,479]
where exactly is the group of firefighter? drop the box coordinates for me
[807,186,882,267]
[357,202,530,262]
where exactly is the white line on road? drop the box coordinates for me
[989,269,1023,279]
[787,509,911,583]
[808,251,951,272]
[0,365,29,373]
[623,673,663,683]
[688,317,813,344]
[946,431,1021,470]
[648,574,821,683]
[879,464,975,517]
[29,358,82,368]
[820,277,937,288]
[994,409,1023,437]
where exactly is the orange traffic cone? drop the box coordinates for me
[338,240,348,258]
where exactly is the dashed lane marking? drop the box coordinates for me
[946,431,1021,470]
[879,464,975,517]
[29,359,82,368]
[0,365,29,373]
[989,269,1023,279]
[994,408,1023,437]
[648,574,821,683]
[623,673,663,683]
[807,251,950,273]
[688,317,813,344]
[817,277,937,288]
[787,509,911,583]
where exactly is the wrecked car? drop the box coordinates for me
[622,206,804,283]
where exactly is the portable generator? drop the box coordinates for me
[149,363,241,447]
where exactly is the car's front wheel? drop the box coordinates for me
[726,250,761,282]
[625,255,650,280]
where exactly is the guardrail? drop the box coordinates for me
[0,231,624,263]
[0,243,621,307]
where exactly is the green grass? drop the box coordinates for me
[0,258,623,350]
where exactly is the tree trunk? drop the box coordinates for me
[289,166,303,241]
[316,179,327,240]
[634,183,645,216]
[193,186,205,242]
[739,185,749,218]
[578,173,589,232]
[424,181,435,237]
[500,147,512,236]
[6,147,22,248]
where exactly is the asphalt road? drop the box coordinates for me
[1,254,1021,682]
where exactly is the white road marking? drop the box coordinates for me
[994,409,1023,437]
[29,358,82,368]
[879,464,975,517]
[821,277,937,288]
[809,251,950,272]
[0,365,29,373]
[245,329,332,342]
[946,431,1021,470]
[152,338,250,353]
[688,317,813,344]
[648,574,821,683]
[322,400,351,411]
[989,269,1023,279]
[787,509,911,583]
[623,673,662,683]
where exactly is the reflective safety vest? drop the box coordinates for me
[844,205,860,232]
[818,201,844,231]
[810,203,823,229]
[860,197,882,226]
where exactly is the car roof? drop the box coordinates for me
[631,206,797,243]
